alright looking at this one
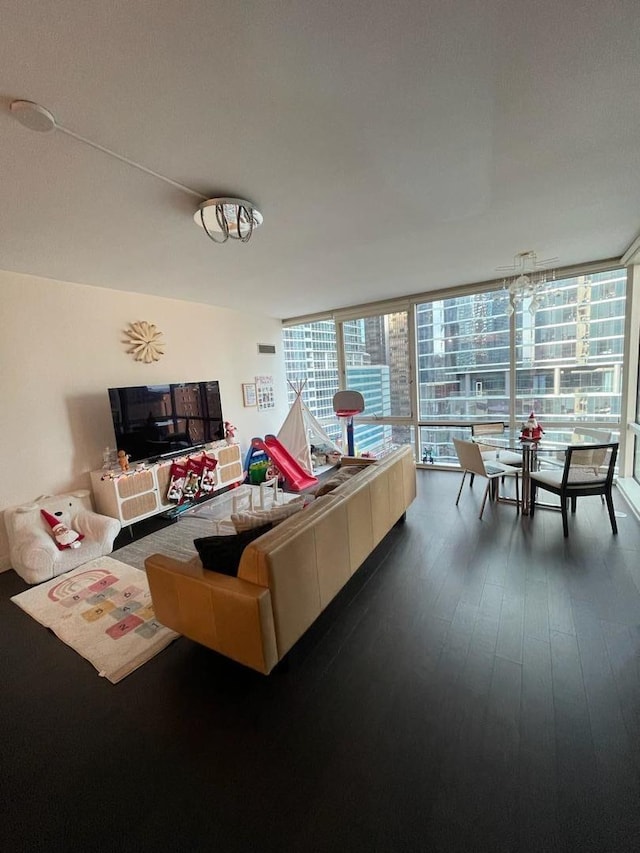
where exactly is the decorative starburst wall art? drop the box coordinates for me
[122,321,165,363]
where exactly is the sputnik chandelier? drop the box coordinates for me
[9,99,262,244]
[498,250,558,316]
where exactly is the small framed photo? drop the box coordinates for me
[242,382,257,407]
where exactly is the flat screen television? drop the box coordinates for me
[108,381,225,464]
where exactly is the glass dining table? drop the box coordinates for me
[472,429,603,515]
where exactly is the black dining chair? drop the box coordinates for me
[529,442,618,537]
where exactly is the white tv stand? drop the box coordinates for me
[90,441,243,528]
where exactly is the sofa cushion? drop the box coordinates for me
[194,522,273,576]
[231,496,308,533]
[314,465,364,497]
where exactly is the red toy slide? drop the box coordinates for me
[254,435,318,492]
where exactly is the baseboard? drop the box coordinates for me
[616,478,640,523]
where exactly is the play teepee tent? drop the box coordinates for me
[277,381,341,474]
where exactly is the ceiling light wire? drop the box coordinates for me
[9,100,207,200]
[57,125,208,200]
[9,99,263,243]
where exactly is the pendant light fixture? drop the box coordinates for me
[498,250,558,316]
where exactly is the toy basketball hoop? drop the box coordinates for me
[333,391,365,456]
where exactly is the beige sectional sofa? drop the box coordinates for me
[144,446,416,674]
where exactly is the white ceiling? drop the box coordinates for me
[2,0,640,320]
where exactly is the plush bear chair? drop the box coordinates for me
[4,491,122,584]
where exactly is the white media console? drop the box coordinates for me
[90,441,244,528]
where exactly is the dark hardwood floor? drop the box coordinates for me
[2,470,640,852]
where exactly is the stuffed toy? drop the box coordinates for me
[40,509,84,550]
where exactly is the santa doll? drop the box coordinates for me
[41,509,84,550]
[520,411,544,441]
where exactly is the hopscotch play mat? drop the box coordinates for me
[11,556,180,683]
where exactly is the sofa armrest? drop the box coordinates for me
[73,510,121,548]
[144,554,278,675]
[11,528,59,583]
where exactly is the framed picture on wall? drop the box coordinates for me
[242,382,257,407]
[255,375,275,411]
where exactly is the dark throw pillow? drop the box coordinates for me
[194,522,273,576]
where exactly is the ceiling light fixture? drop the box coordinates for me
[9,99,262,244]
[194,198,263,243]
[497,250,558,317]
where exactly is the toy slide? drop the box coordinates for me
[252,435,318,492]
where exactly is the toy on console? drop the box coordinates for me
[520,411,544,441]
[117,449,130,472]
[225,421,238,444]
[40,509,84,550]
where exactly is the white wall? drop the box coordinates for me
[0,269,288,570]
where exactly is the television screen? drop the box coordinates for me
[108,381,225,463]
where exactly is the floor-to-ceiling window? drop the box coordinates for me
[282,265,627,466]
[630,325,640,485]
[341,311,412,456]
[282,320,341,443]
[634,361,640,482]
[282,312,414,456]
[416,288,509,464]
[514,270,626,424]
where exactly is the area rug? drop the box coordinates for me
[11,556,180,683]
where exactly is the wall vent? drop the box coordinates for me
[257,343,276,355]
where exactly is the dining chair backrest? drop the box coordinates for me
[573,428,612,443]
[454,437,520,518]
[471,422,506,438]
[453,437,490,478]
[571,428,613,474]
[562,442,618,488]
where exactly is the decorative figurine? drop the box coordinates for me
[117,449,130,471]
[225,421,238,444]
[520,411,544,441]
